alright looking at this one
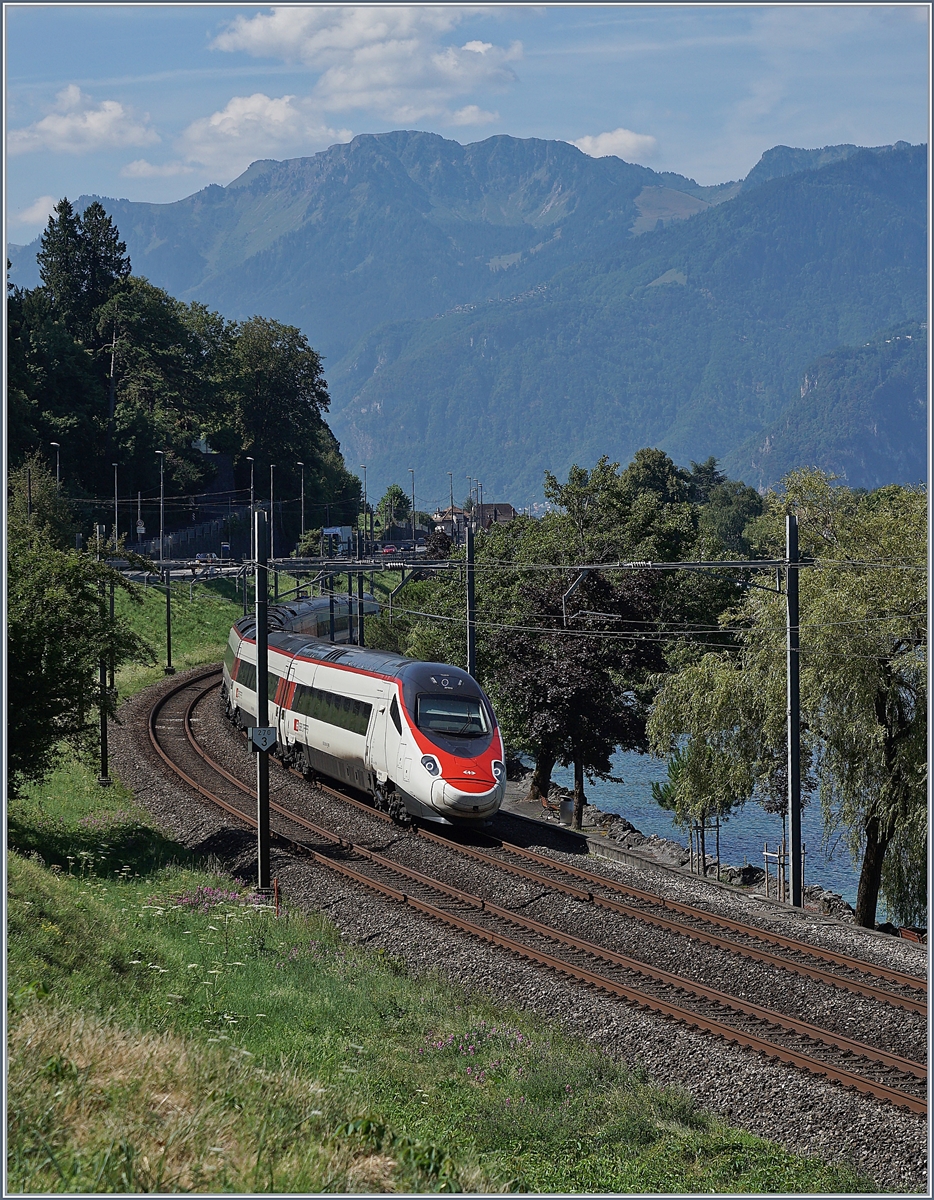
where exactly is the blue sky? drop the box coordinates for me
[5,4,930,243]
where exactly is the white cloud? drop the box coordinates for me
[121,159,194,179]
[572,127,658,162]
[10,194,57,225]
[211,6,520,125]
[212,6,472,64]
[312,38,519,122]
[451,105,499,127]
[177,93,352,178]
[8,85,159,155]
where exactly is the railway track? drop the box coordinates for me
[148,669,927,1117]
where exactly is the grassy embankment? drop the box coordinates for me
[7,575,874,1192]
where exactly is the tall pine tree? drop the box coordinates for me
[79,200,131,347]
[35,198,130,344]
[36,198,84,334]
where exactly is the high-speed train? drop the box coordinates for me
[221,596,505,825]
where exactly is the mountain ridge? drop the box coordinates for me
[325,144,926,499]
[7,134,926,501]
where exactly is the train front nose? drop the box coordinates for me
[431,777,504,817]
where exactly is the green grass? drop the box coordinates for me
[7,757,875,1194]
[113,569,401,698]
[114,577,244,699]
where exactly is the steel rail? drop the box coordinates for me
[271,733,926,1005]
[415,832,928,1014]
[147,674,927,1116]
[482,835,928,996]
[155,672,926,1016]
[300,764,927,1013]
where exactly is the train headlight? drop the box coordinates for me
[492,760,505,781]
[421,755,441,776]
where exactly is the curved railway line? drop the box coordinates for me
[149,667,927,1118]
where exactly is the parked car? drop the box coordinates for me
[381,544,398,555]
[191,552,220,573]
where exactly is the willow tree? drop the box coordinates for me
[649,470,926,927]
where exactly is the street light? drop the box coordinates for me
[360,465,367,552]
[155,450,165,562]
[409,468,415,546]
[447,471,455,544]
[113,463,119,549]
[50,442,60,490]
[269,463,276,561]
[246,456,255,563]
[296,461,305,546]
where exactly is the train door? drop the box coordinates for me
[366,682,390,778]
[383,686,411,787]
[278,656,303,751]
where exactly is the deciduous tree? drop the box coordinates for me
[7,463,153,796]
[649,470,926,926]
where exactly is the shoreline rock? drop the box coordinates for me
[556,796,859,920]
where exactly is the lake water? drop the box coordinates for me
[551,750,861,905]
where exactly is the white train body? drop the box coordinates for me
[222,598,505,825]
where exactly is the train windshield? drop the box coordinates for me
[416,694,489,738]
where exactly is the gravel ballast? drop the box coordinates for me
[110,667,929,1193]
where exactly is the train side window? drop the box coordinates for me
[223,642,237,676]
[389,696,402,734]
[237,661,257,691]
[290,682,371,734]
[268,672,281,703]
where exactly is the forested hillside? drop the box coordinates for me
[328,144,925,499]
[723,323,927,489]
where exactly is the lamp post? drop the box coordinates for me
[296,461,305,548]
[409,468,415,546]
[113,462,119,549]
[360,465,367,553]
[155,450,165,562]
[50,442,60,490]
[246,456,255,563]
[269,463,275,561]
[448,471,455,544]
